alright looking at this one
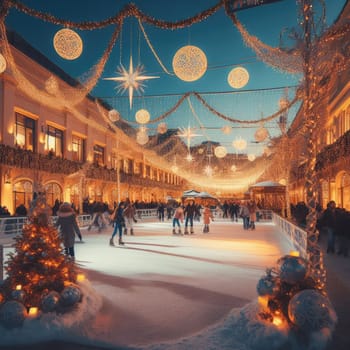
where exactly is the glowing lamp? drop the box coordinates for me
[15,285,22,290]
[76,273,85,282]
[289,250,300,257]
[28,307,39,318]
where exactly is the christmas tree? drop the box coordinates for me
[1,189,78,310]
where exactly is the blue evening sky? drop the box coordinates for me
[4,0,347,152]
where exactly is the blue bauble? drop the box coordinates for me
[41,291,60,313]
[60,285,81,307]
[0,301,27,329]
[257,275,280,296]
[278,255,308,284]
[288,289,336,331]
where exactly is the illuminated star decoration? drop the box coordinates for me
[104,56,159,109]
[177,125,201,149]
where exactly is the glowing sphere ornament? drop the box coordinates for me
[171,165,179,173]
[108,109,120,122]
[288,290,337,332]
[232,138,247,151]
[0,301,27,329]
[278,255,308,285]
[221,125,232,135]
[254,127,269,142]
[172,45,207,82]
[0,53,7,73]
[157,122,167,134]
[45,76,59,95]
[136,128,149,145]
[228,67,249,89]
[248,154,256,162]
[41,291,60,313]
[53,29,83,60]
[279,97,289,109]
[214,146,227,158]
[135,109,150,124]
[60,285,81,307]
[231,165,237,172]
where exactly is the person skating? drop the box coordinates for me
[110,202,126,246]
[172,205,184,235]
[202,205,214,233]
[184,200,196,234]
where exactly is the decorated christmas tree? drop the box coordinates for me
[0,188,81,329]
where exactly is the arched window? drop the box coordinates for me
[13,180,33,211]
[44,182,62,208]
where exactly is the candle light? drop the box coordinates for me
[28,307,38,318]
[15,285,22,290]
[77,273,85,282]
[258,296,269,308]
[289,250,300,257]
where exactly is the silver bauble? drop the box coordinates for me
[60,285,81,307]
[278,255,308,284]
[41,291,60,313]
[288,289,337,331]
[0,301,27,329]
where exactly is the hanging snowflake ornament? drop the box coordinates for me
[104,56,159,109]
[172,45,207,82]
[228,67,249,89]
[53,28,83,60]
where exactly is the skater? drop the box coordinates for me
[202,205,214,233]
[123,201,137,235]
[184,200,196,234]
[172,205,184,235]
[110,202,126,246]
[55,202,82,261]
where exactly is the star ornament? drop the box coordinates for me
[104,56,159,108]
[177,126,201,148]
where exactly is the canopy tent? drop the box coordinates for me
[249,180,286,213]
[182,190,201,197]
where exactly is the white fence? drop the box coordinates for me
[272,213,308,258]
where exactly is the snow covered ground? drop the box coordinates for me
[0,218,301,349]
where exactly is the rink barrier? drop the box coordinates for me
[272,213,308,258]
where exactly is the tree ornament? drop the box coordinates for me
[11,289,26,303]
[254,127,269,142]
[257,274,280,297]
[0,53,7,74]
[278,255,308,285]
[135,109,150,124]
[60,285,81,307]
[41,291,60,313]
[157,122,167,134]
[227,67,249,89]
[172,45,207,82]
[108,109,120,122]
[0,301,27,329]
[53,28,83,60]
[288,289,337,332]
[214,146,227,158]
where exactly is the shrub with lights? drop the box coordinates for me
[0,191,83,329]
[256,251,337,345]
